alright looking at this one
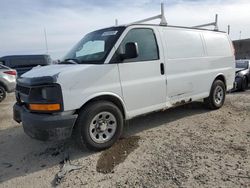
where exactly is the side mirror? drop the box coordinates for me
[123,42,139,60]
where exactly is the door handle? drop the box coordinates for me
[160,63,165,75]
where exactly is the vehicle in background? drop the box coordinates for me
[235,59,250,91]
[0,65,17,102]
[0,55,52,77]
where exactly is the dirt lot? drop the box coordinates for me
[0,91,250,188]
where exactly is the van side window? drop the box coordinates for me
[112,28,159,63]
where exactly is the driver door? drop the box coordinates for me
[112,27,166,118]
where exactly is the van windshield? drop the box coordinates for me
[63,27,125,64]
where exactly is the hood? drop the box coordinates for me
[18,64,94,86]
[21,64,93,78]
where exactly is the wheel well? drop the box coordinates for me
[215,75,226,87]
[78,95,126,118]
[0,81,7,91]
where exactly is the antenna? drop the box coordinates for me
[192,14,219,31]
[44,28,48,54]
[115,19,118,26]
[129,3,167,26]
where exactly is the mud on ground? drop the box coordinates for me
[0,91,250,187]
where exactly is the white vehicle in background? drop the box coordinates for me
[13,5,235,151]
[0,64,17,102]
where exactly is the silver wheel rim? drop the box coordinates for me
[89,111,117,144]
[0,88,4,101]
[214,85,224,105]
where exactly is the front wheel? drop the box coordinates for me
[0,86,6,103]
[74,101,124,151]
[204,80,226,110]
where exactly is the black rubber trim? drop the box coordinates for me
[17,76,57,86]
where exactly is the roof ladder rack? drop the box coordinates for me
[129,3,167,26]
[127,4,219,31]
[192,14,219,31]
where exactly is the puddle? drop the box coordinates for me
[229,144,246,152]
[96,136,140,174]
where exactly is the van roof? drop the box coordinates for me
[112,24,226,33]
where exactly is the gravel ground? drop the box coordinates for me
[0,91,250,188]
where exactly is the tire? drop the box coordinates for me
[204,80,226,110]
[240,76,248,91]
[74,101,124,151]
[0,86,6,103]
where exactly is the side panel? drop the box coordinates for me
[159,27,235,105]
[160,28,208,104]
[203,32,235,91]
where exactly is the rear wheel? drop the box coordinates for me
[0,86,6,103]
[204,80,226,110]
[74,101,124,151]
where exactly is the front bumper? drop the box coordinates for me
[13,103,78,141]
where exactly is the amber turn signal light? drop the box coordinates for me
[29,104,61,111]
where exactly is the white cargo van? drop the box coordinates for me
[13,15,235,150]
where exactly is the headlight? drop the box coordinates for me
[28,84,63,112]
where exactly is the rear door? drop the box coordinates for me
[112,27,166,118]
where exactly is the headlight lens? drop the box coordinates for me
[41,88,48,100]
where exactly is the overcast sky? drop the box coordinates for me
[0,0,250,59]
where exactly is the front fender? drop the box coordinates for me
[80,92,128,119]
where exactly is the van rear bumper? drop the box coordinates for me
[13,103,78,141]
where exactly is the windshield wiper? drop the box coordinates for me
[59,58,80,64]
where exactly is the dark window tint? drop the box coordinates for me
[112,28,159,63]
[10,58,45,67]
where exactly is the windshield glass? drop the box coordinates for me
[236,61,249,69]
[63,27,125,64]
